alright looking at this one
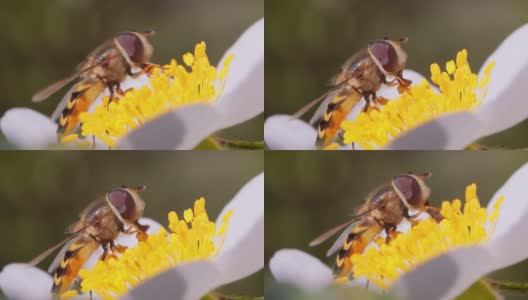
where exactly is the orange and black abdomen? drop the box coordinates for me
[333,220,382,280]
[57,80,105,140]
[315,90,362,149]
[51,237,99,295]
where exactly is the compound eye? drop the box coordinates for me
[369,41,399,73]
[107,189,136,221]
[115,33,144,63]
[392,175,422,207]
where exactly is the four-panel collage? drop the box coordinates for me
[1,0,528,300]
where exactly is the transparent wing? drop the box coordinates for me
[308,89,341,125]
[32,52,119,103]
[309,218,358,247]
[47,238,78,273]
[28,209,112,268]
[326,222,360,257]
[28,235,77,267]
[50,82,81,121]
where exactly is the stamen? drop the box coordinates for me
[65,42,234,147]
[76,198,233,299]
[341,50,495,150]
[348,184,504,289]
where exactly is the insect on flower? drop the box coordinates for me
[309,173,442,280]
[292,37,412,149]
[28,185,150,295]
[31,31,162,142]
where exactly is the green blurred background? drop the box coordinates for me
[0,0,263,146]
[0,151,263,297]
[265,151,528,299]
[265,0,528,148]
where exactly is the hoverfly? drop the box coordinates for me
[32,31,160,140]
[309,173,442,279]
[293,37,412,149]
[29,185,150,295]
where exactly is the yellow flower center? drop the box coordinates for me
[341,50,495,150]
[66,198,233,300]
[349,184,504,289]
[61,42,234,148]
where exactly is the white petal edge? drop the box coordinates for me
[264,115,316,150]
[215,18,264,128]
[269,249,333,292]
[385,112,483,150]
[0,108,57,149]
[391,246,493,300]
[485,162,528,269]
[214,173,264,285]
[0,263,53,300]
[476,24,528,136]
[117,103,221,150]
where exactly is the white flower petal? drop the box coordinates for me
[264,115,316,150]
[486,162,528,269]
[214,173,264,285]
[124,260,221,300]
[0,263,53,300]
[391,246,493,300]
[117,104,220,150]
[215,18,264,128]
[269,249,333,292]
[0,108,57,149]
[385,112,483,150]
[477,24,528,136]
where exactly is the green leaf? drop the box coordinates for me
[456,280,501,300]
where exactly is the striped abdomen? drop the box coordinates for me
[51,236,99,295]
[333,220,383,280]
[57,80,105,140]
[315,89,362,149]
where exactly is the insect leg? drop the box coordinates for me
[425,206,444,223]
[129,63,164,78]
[362,92,373,113]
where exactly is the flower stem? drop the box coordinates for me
[202,292,263,300]
[486,278,528,293]
[212,136,265,150]
[465,143,507,150]
[194,137,223,150]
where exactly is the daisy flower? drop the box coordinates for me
[269,163,528,299]
[1,19,263,150]
[264,23,528,150]
[0,173,263,300]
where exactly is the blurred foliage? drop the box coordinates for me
[264,151,528,299]
[0,151,263,296]
[266,283,394,300]
[0,0,263,142]
[265,0,528,148]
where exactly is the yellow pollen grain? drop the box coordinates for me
[71,42,234,147]
[341,49,494,150]
[348,184,504,289]
[76,197,233,300]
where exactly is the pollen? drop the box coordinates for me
[341,50,495,150]
[76,197,233,300]
[67,42,234,148]
[348,184,504,289]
